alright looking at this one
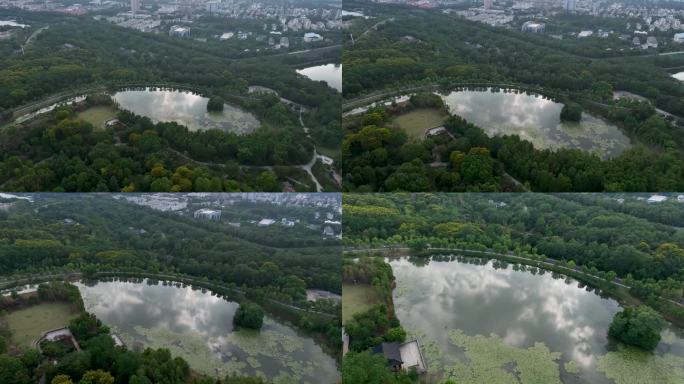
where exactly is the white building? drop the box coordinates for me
[578,30,593,38]
[169,25,190,38]
[194,209,221,220]
[303,32,322,42]
[674,33,684,43]
[220,32,234,41]
[521,21,545,33]
[131,0,140,14]
[258,218,276,227]
[647,195,668,203]
[646,36,658,48]
[483,0,492,9]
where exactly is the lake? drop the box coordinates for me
[112,88,260,134]
[389,255,684,384]
[296,64,342,92]
[0,20,29,28]
[75,279,339,384]
[439,88,631,159]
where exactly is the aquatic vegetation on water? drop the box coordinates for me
[131,326,237,376]
[596,344,684,384]
[660,329,684,346]
[444,330,562,384]
[226,328,305,355]
[115,325,318,381]
[563,361,580,374]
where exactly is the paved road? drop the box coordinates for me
[22,25,48,51]
[360,18,394,37]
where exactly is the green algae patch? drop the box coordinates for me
[130,326,233,376]
[563,361,580,374]
[121,325,313,381]
[596,344,684,384]
[444,330,562,384]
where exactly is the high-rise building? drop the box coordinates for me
[563,0,576,12]
[484,0,493,9]
[131,0,140,13]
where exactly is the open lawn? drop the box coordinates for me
[4,302,78,349]
[343,283,381,323]
[77,106,117,130]
[391,108,447,141]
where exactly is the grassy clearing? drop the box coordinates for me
[77,106,117,130]
[391,108,447,141]
[4,302,78,349]
[342,283,380,323]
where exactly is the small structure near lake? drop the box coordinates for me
[34,327,81,352]
[194,208,221,220]
[373,340,427,373]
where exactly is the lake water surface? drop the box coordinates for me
[390,255,684,384]
[112,88,260,134]
[76,279,339,384]
[296,64,342,92]
[439,89,631,159]
[0,20,29,28]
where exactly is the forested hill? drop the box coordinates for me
[0,10,339,116]
[0,10,341,192]
[342,1,684,193]
[0,194,341,295]
[343,0,684,117]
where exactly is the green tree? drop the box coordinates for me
[255,171,280,192]
[342,351,414,384]
[233,303,264,330]
[384,327,407,343]
[608,306,666,351]
[52,375,74,384]
[79,370,114,384]
[207,97,224,112]
[560,102,583,122]
[0,354,30,384]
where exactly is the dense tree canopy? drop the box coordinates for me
[608,306,666,351]
[560,102,583,122]
[0,10,341,191]
[342,2,684,192]
[233,303,265,330]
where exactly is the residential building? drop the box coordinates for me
[521,21,545,33]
